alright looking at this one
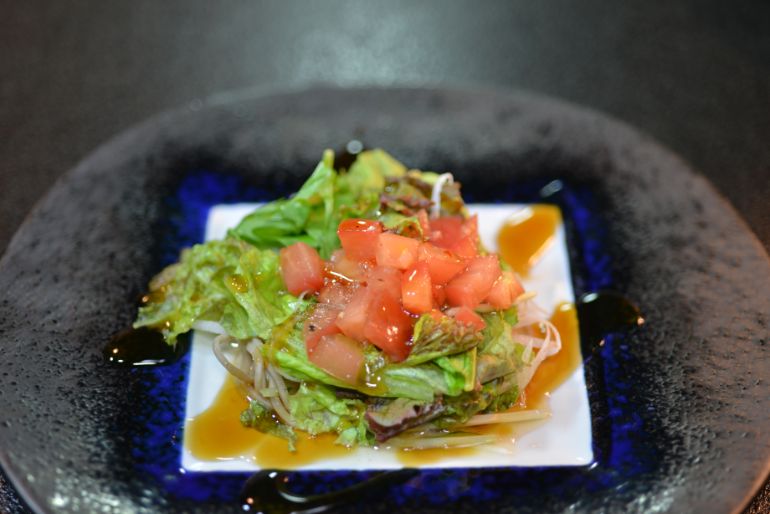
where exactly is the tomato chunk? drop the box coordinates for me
[485,270,525,309]
[367,266,402,299]
[417,243,465,285]
[448,235,478,259]
[309,334,365,385]
[447,306,486,330]
[327,249,368,282]
[430,215,479,258]
[401,263,433,315]
[318,280,355,306]
[432,283,447,306]
[338,219,383,261]
[429,216,464,249]
[445,255,502,308]
[335,286,372,342]
[280,242,324,296]
[303,304,342,353]
[376,233,419,270]
[364,293,412,362]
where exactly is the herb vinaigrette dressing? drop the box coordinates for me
[185,204,583,467]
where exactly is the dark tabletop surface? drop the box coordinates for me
[0,2,768,513]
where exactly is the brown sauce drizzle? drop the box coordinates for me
[104,326,188,367]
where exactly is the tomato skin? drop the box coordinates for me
[401,263,433,315]
[417,243,465,285]
[280,242,324,296]
[338,219,383,261]
[364,292,412,362]
[303,304,342,353]
[309,334,365,385]
[485,270,524,309]
[445,255,502,308]
[447,306,486,330]
[376,233,420,270]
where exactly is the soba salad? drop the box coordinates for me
[134,149,561,450]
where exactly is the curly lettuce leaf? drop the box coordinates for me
[289,382,371,446]
[406,313,484,366]
[435,348,477,393]
[231,149,411,259]
[241,401,297,450]
[475,310,526,384]
[133,238,301,343]
[231,151,340,258]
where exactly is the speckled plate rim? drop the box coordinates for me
[0,85,768,514]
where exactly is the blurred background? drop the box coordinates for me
[0,1,768,512]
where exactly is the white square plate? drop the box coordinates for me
[181,204,593,471]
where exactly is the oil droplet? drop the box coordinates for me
[227,274,249,294]
[497,205,561,276]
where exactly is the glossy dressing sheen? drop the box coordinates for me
[497,205,561,276]
[186,204,580,467]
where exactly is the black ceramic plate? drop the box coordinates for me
[0,87,768,514]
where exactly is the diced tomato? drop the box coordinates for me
[430,215,479,258]
[445,255,502,308]
[338,219,383,261]
[376,233,419,270]
[318,280,355,306]
[430,216,464,249]
[401,263,433,314]
[327,249,368,282]
[508,272,525,299]
[309,334,365,385]
[432,283,447,306]
[366,266,402,299]
[364,293,412,362]
[280,242,324,296]
[485,270,525,309]
[335,286,371,342]
[462,215,479,242]
[303,304,342,353]
[417,243,465,285]
[447,235,477,259]
[416,209,431,237]
[447,306,486,330]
